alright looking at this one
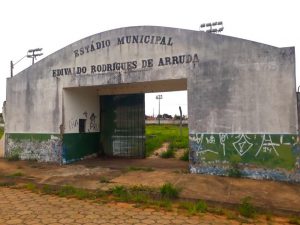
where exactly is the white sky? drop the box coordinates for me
[0,0,299,117]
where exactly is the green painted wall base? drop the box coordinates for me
[189,133,300,182]
[62,132,101,164]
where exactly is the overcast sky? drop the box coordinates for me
[0,0,299,117]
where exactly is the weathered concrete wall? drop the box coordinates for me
[188,46,296,134]
[187,42,298,181]
[5,26,298,177]
[63,88,100,163]
[64,88,100,133]
[5,134,62,162]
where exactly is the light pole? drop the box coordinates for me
[27,48,43,65]
[156,94,163,125]
[10,48,43,77]
[199,21,224,33]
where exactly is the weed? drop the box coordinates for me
[155,199,172,210]
[0,181,16,187]
[127,166,154,172]
[161,149,175,158]
[111,185,128,197]
[228,168,242,178]
[179,200,207,214]
[238,196,256,218]
[99,176,110,183]
[94,189,106,198]
[180,149,189,161]
[194,200,207,213]
[57,185,92,199]
[228,155,242,178]
[8,172,24,177]
[224,209,238,220]
[0,127,3,139]
[25,183,37,191]
[131,192,150,203]
[7,154,20,161]
[41,184,55,194]
[7,147,22,161]
[160,183,180,199]
[208,207,224,215]
[289,216,300,225]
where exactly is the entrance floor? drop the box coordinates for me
[0,158,300,215]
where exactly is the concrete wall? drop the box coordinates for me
[188,46,296,134]
[5,26,299,179]
[64,88,100,133]
[62,88,100,163]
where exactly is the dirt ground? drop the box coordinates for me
[1,156,300,218]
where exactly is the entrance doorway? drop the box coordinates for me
[100,93,145,158]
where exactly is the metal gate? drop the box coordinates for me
[100,94,145,158]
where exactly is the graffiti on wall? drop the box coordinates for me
[5,134,62,163]
[89,113,97,131]
[68,118,78,130]
[68,112,98,132]
[189,133,299,171]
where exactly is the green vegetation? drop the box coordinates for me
[238,196,256,218]
[126,166,154,172]
[6,147,22,161]
[5,182,293,223]
[0,127,3,139]
[25,183,37,191]
[58,185,92,199]
[160,183,180,199]
[228,155,242,178]
[289,216,300,224]
[180,149,189,161]
[179,200,207,214]
[99,176,110,183]
[161,148,175,158]
[146,125,188,157]
[0,181,16,187]
[7,172,24,177]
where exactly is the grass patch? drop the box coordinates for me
[161,148,175,158]
[6,154,20,161]
[179,200,207,214]
[160,183,180,199]
[111,185,128,197]
[0,127,3,139]
[7,172,24,177]
[154,199,172,210]
[99,176,110,183]
[25,183,37,191]
[0,181,16,187]
[238,196,256,218]
[180,149,189,161]
[289,216,300,225]
[127,166,154,172]
[58,185,92,199]
[146,125,188,157]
